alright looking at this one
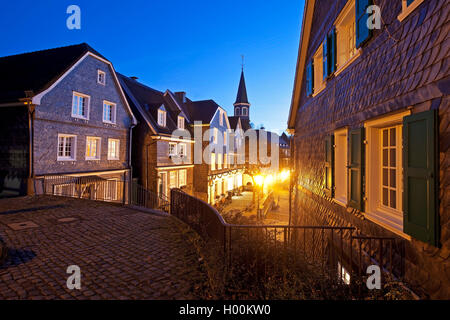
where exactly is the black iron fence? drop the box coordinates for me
[130,182,170,213]
[170,188,405,286]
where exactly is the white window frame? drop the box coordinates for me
[178,116,185,129]
[158,107,167,127]
[398,0,425,22]
[57,134,77,161]
[107,138,120,160]
[178,143,186,158]
[97,70,106,85]
[224,153,228,169]
[219,111,224,126]
[334,127,348,206]
[235,107,240,116]
[169,142,177,156]
[364,110,411,239]
[242,107,248,116]
[103,100,117,124]
[312,44,325,96]
[179,169,187,187]
[334,0,361,77]
[85,136,101,160]
[71,92,90,120]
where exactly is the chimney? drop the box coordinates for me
[130,76,139,81]
[175,91,186,103]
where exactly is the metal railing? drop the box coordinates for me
[170,189,405,285]
[130,182,170,213]
[43,175,126,203]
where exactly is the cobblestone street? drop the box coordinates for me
[0,196,206,300]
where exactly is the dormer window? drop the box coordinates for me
[157,106,167,127]
[242,107,248,116]
[178,116,185,129]
[97,70,106,85]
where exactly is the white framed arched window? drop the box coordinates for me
[242,107,248,116]
[235,107,240,116]
[157,105,167,127]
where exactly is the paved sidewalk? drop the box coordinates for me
[0,196,206,300]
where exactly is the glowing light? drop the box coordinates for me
[254,175,264,186]
[265,174,274,185]
[280,170,290,182]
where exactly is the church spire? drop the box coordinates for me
[234,69,250,106]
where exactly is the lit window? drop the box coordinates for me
[224,131,227,147]
[86,136,101,160]
[103,101,116,124]
[334,128,348,205]
[211,153,216,171]
[224,154,228,169]
[57,135,76,161]
[179,169,187,187]
[72,92,90,120]
[313,44,325,94]
[218,153,223,170]
[178,116,185,129]
[169,171,177,189]
[381,127,400,210]
[169,143,177,156]
[338,262,351,285]
[178,143,186,158]
[157,106,166,127]
[97,70,106,85]
[336,0,357,70]
[107,139,120,160]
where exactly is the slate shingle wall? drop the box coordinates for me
[293,0,449,298]
[33,55,132,175]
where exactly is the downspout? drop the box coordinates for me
[25,93,35,195]
[128,123,136,204]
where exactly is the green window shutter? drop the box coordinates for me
[403,110,439,246]
[323,36,329,80]
[324,135,335,197]
[356,0,372,48]
[348,128,364,211]
[329,28,337,74]
[306,60,314,96]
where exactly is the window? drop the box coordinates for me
[365,111,410,235]
[57,135,76,161]
[219,111,224,126]
[211,153,216,171]
[213,128,218,144]
[224,153,228,169]
[178,116,185,129]
[313,45,325,95]
[336,0,358,72]
[169,171,177,189]
[338,262,351,285]
[179,169,187,187]
[334,128,348,205]
[224,131,227,147]
[178,143,186,158]
[218,153,223,170]
[235,107,240,116]
[86,136,101,160]
[103,101,116,124]
[108,139,120,160]
[97,70,106,85]
[398,0,425,22]
[169,143,177,156]
[242,107,248,116]
[72,92,90,120]
[157,106,166,127]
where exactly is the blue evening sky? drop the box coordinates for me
[0,1,304,133]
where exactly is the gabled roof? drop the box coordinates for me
[234,70,250,106]
[280,132,291,147]
[228,116,241,130]
[118,74,185,135]
[0,43,105,104]
[288,0,316,130]
[184,99,221,124]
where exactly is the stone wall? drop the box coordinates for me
[293,0,449,298]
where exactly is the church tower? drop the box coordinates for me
[233,69,250,120]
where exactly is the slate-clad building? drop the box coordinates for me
[288,0,449,298]
[118,74,194,199]
[0,43,137,201]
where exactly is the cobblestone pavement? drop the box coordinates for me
[0,196,206,300]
